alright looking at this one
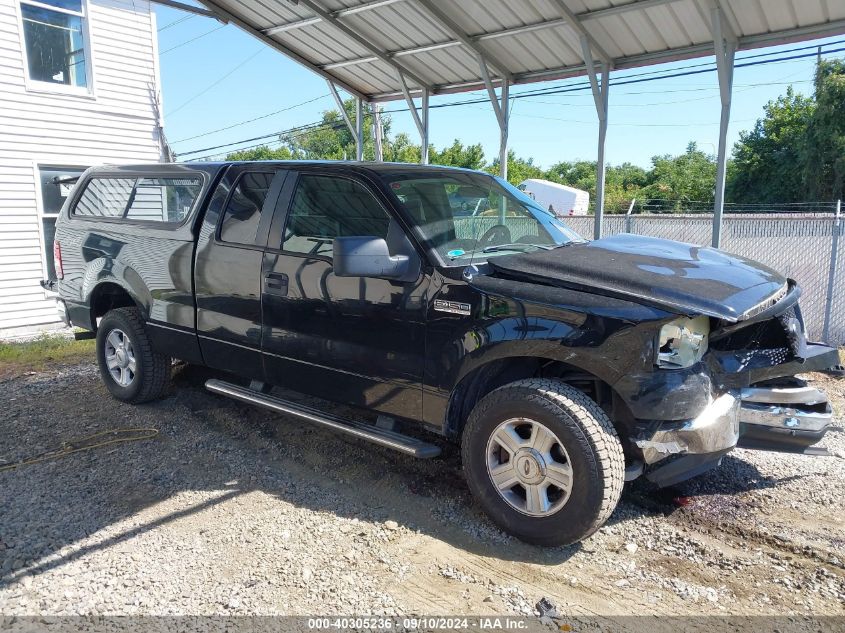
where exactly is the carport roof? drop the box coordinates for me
[194,0,845,101]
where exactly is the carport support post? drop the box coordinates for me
[355,97,364,161]
[499,79,510,181]
[594,65,609,240]
[479,62,510,223]
[397,72,429,165]
[421,88,430,165]
[711,3,737,248]
[581,36,609,240]
[822,199,842,343]
[479,60,509,181]
[327,80,361,161]
[372,103,384,161]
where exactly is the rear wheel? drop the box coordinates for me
[96,307,170,403]
[461,378,625,546]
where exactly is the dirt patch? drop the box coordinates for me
[0,358,843,618]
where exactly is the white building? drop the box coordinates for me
[0,0,166,335]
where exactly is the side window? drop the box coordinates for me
[126,177,202,222]
[282,175,390,256]
[20,0,90,91]
[74,178,135,217]
[219,172,275,245]
[73,176,203,222]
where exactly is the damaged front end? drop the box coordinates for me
[632,280,839,487]
[738,379,832,454]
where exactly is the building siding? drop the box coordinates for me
[0,0,163,333]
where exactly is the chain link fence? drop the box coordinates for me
[565,210,844,344]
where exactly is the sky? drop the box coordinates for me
[152,5,845,170]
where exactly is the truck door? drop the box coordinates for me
[194,166,289,379]
[259,169,427,421]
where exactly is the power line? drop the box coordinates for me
[178,83,740,149]
[177,120,343,158]
[170,93,333,143]
[160,24,226,55]
[188,121,347,161]
[168,35,845,148]
[158,14,194,31]
[442,43,841,106]
[195,138,287,161]
[501,109,759,127]
[376,45,845,115]
[177,74,710,156]
[166,48,266,117]
[171,81,754,158]
[174,41,845,159]
[173,44,748,149]
[511,78,815,109]
[180,45,826,146]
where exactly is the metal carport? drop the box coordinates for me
[160,0,845,247]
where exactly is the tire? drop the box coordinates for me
[96,307,170,404]
[461,378,625,546]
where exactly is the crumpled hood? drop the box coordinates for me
[487,234,787,321]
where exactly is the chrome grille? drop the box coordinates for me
[741,284,789,321]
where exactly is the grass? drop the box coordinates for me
[0,334,95,378]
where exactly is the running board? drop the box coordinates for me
[205,379,441,459]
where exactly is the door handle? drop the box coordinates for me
[264,272,288,296]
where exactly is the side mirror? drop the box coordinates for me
[333,236,418,281]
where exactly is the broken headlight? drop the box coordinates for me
[656,316,710,369]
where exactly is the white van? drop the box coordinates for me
[517,179,589,217]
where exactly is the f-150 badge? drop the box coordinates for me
[434,299,471,316]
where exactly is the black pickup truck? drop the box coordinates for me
[49,161,838,546]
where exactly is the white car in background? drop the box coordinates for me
[518,179,589,217]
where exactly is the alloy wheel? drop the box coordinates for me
[485,417,574,517]
[104,328,137,387]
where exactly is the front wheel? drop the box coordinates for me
[96,307,170,403]
[461,379,625,546]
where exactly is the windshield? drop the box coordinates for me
[383,171,585,266]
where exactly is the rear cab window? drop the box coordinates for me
[219,172,275,245]
[72,175,204,224]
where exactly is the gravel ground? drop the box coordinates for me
[0,358,843,620]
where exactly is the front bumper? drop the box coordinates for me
[635,378,836,487]
[635,393,740,465]
[737,383,833,454]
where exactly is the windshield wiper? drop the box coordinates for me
[482,243,555,253]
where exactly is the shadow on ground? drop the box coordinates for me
[0,363,584,586]
[0,362,785,586]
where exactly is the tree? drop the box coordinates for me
[226,145,293,161]
[641,142,716,210]
[547,160,595,192]
[283,112,353,160]
[608,162,649,191]
[805,59,845,201]
[383,132,421,164]
[486,151,545,184]
[545,161,648,213]
[226,99,384,162]
[728,60,845,204]
[604,163,648,213]
[727,87,815,204]
[429,139,486,169]
[280,99,383,160]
